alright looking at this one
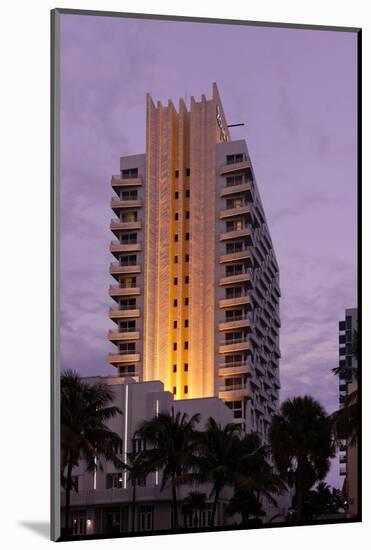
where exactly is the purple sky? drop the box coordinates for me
[60,15,357,486]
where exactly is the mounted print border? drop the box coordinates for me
[51,8,362,542]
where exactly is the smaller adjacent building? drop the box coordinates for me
[61,376,290,536]
[337,308,358,517]
[61,376,236,536]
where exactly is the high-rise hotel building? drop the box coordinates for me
[108,83,281,440]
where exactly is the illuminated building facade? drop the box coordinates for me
[108,83,281,442]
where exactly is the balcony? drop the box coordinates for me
[340,468,347,476]
[220,227,252,242]
[220,205,252,220]
[110,219,142,233]
[109,285,141,298]
[111,197,143,213]
[220,181,253,198]
[219,249,252,264]
[219,361,253,377]
[219,317,251,331]
[109,308,140,320]
[220,160,252,176]
[219,382,251,400]
[108,330,140,342]
[108,352,140,364]
[219,295,252,309]
[219,338,251,354]
[110,241,142,256]
[220,271,252,286]
[111,174,143,188]
[110,262,141,277]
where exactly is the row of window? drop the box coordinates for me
[174,189,190,199]
[174,298,189,306]
[175,168,191,177]
[173,341,189,350]
[173,319,189,328]
[174,211,190,220]
[173,363,189,373]
[174,233,190,241]
[173,385,188,395]
[174,276,189,284]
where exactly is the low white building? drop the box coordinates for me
[61,376,289,536]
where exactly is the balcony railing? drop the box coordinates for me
[221,337,248,346]
[219,383,247,392]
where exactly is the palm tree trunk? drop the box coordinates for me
[131,482,137,532]
[171,474,178,529]
[64,454,74,533]
[211,488,220,527]
[295,464,305,522]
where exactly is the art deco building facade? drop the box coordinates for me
[108,84,281,441]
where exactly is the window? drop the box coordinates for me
[121,168,138,179]
[119,364,136,376]
[185,319,189,327]
[175,191,179,199]
[106,473,123,489]
[226,242,243,253]
[174,299,178,307]
[346,330,353,343]
[70,475,79,492]
[186,168,190,176]
[120,298,136,310]
[185,297,189,305]
[71,511,87,535]
[185,341,189,349]
[346,316,352,330]
[175,170,179,178]
[121,211,137,222]
[226,309,243,321]
[226,287,242,299]
[185,254,189,262]
[119,320,136,332]
[186,189,190,198]
[174,320,177,328]
[226,264,243,276]
[137,505,153,531]
[226,220,243,232]
[121,190,138,200]
[185,276,189,284]
[120,276,136,288]
[226,197,244,209]
[173,364,177,373]
[173,343,177,351]
[184,386,188,394]
[120,232,137,244]
[132,438,146,454]
[120,255,137,266]
[173,387,177,395]
[174,277,178,285]
[119,343,135,355]
[175,234,178,242]
[184,363,188,372]
[225,354,243,367]
[186,211,190,219]
[185,232,190,240]
[113,441,123,455]
[226,174,249,187]
[174,255,178,263]
[226,153,244,164]
[226,400,243,419]
[175,212,179,220]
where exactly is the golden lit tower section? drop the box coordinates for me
[109,83,281,438]
[143,84,231,399]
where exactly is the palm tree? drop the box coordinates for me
[226,489,265,526]
[61,370,124,534]
[134,409,201,529]
[269,396,335,522]
[304,481,343,519]
[331,329,359,445]
[182,491,206,528]
[198,418,284,527]
[123,451,152,533]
